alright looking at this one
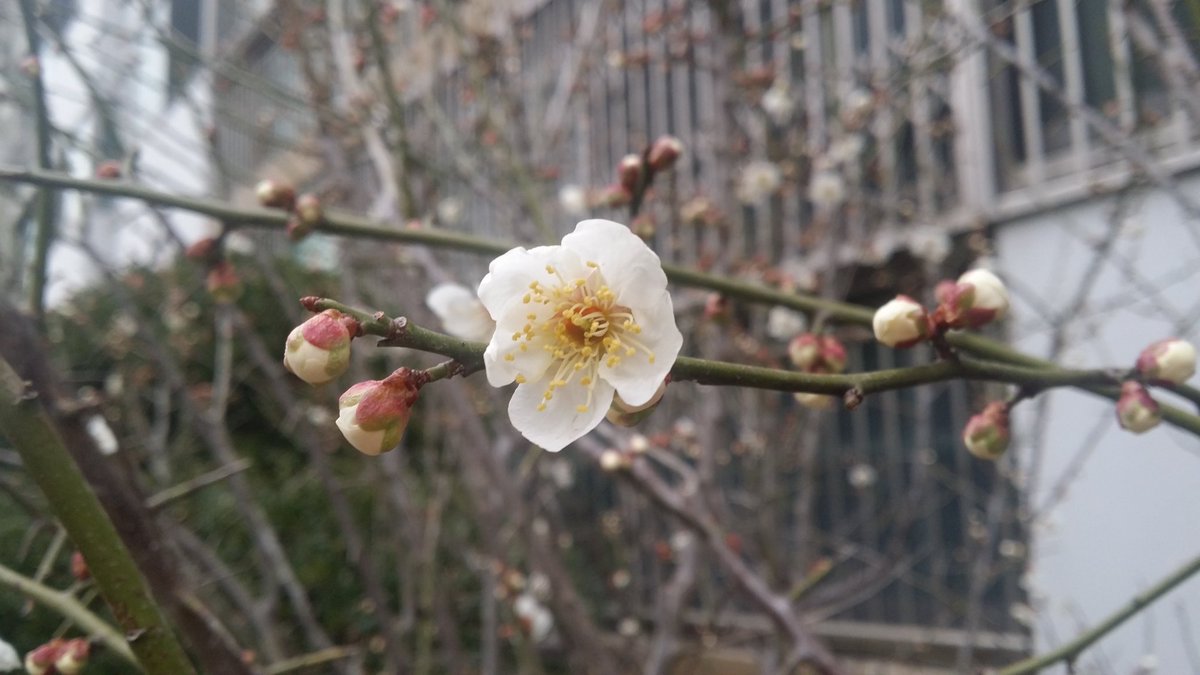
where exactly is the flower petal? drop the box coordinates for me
[426,283,495,342]
[508,378,615,452]
[599,290,682,406]
[561,219,668,297]
[478,246,589,319]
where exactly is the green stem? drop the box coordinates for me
[998,552,1200,675]
[0,357,197,675]
[0,562,139,667]
[6,169,1200,434]
[304,297,1200,437]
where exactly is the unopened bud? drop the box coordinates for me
[95,160,122,179]
[617,154,644,191]
[54,639,90,675]
[71,551,90,582]
[704,293,730,321]
[962,401,1010,460]
[872,295,929,348]
[606,380,667,427]
[647,135,683,172]
[1116,381,1162,434]
[185,237,220,262]
[788,334,847,374]
[206,260,242,303]
[296,193,323,227]
[283,309,357,385]
[256,179,296,210]
[937,269,1010,329]
[1136,338,1196,385]
[24,640,61,675]
[336,369,422,455]
[794,392,836,410]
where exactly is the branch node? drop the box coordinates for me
[843,387,864,410]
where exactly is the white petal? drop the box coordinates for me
[426,283,495,342]
[0,637,18,671]
[561,219,668,296]
[482,297,558,387]
[508,378,615,452]
[478,245,589,319]
[599,291,683,406]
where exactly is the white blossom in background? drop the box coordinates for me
[779,256,820,292]
[761,81,795,124]
[841,87,874,123]
[436,196,464,225]
[86,415,119,455]
[828,134,865,165]
[735,161,783,203]
[847,463,877,490]
[0,637,18,672]
[905,225,951,264]
[426,283,496,342]
[558,184,588,216]
[478,219,683,452]
[863,229,902,264]
[224,231,257,255]
[808,169,847,208]
[513,593,554,643]
[766,307,807,341]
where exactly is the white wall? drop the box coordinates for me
[996,175,1200,673]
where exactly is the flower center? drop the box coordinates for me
[507,262,656,413]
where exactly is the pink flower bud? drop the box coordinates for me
[794,392,836,410]
[962,401,1010,460]
[606,380,667,427]
[256,179,296,210]
[71,551,90,582]
[937,269,1010,329]
[703,293,730,321]
[787,334,847,374]
[206,260,242,303]
[872,295,930,348]
[617,154,645,191]
[336,369,422,455]
[1116,381,1162,434]
[95,160,122,179]
[1136,338,1196,385]
[647,135,683,172]
[24,640,61,675]
[283,309,357,385]
[54,639,90,675]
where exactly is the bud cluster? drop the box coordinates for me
[872,268,1010,349]
[24,638,90,675]
[587,135,683,210]
[788,333,848,410]
[255,178,324,241]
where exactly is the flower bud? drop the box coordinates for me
[24,641,61,675]
[292,192,321,228]
[336,369,422,455]
[54,639,90,675]
[794,392,836,410]
[1116,381,1162,434]
[1136,338,1197,385]
[95,160,122,179]
[617,154,645,191]
[206,260,242,303]
[256,179,296,210]
[283,309,357,385]
[606,380,667,427]
[788,334,847,374]
[872,295,929,348]
[703,293,730,321]
[939,269,1010,329]
[962,401,1010,460]
[185,237,220,262]
[647,135,683,172]
[71,551,90,582]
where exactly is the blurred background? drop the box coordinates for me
[1,0,1199,673]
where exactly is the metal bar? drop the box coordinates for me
[1055,0,1090,173]
[1013,5,1046,190]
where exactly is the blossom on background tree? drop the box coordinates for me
[478,219,683,451]
[426,282,496,343]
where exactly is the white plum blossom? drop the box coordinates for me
[809,170,847,208]
[957,269,1010,322]
[828,134,865,165]
[479,219,683,452]
[905,225,951,264]
[735,161,783,203]
[0,637,18,672]
[426,283,496,342]
[872,295,929,348]
[436,197,464,225]
[1136,338,1196,385]
[513,593,554,643]
[558,184,588,215]
[761,81,795,124]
